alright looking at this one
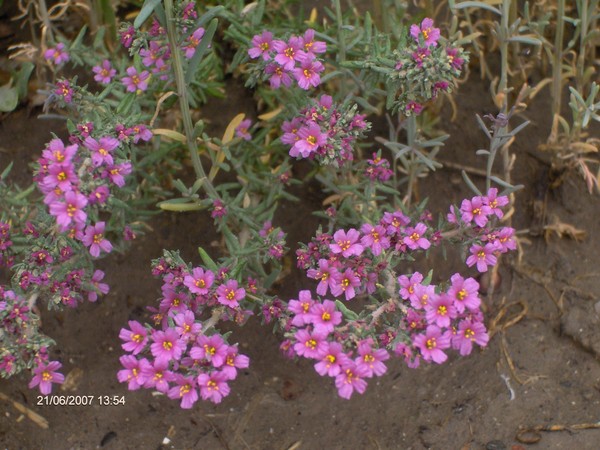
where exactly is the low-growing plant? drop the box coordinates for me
[1,0,526,405]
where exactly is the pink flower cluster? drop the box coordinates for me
[297,210,435,302]
[448,188,516,272]
[0,287,65,394]
[393,272,489,367]
[365,152,393,182]
[118,254,252,407]
[259,221,287,260]
[281,94,369,166]
[35,120,150,254]
[0,222,13,268]
[284,290,389,399]
[248,29,326,90]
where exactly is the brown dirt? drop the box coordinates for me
[1,10,600,450]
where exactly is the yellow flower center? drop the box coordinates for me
[93,233,103,244]
[426,338,437,349]
[162,341,173,350]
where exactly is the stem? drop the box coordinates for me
[37,0,54,43]
[548,0,565,144]
[405,115,417,206]
[498,0,510,102]
[576,0,589,94]
[164,0,217,198]
[334,0,346,63]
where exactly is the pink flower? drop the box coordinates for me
[42,139,77,164]
[49,191,88,231]
[197,371,231,404]
[307,259,341,296]
[405,101,423,115]
[167,374,198,409]
[292,57,324,90]
[460,196,492,227]
[191,334,227,367]
[82,222,113,257]
[265,63,292,89]
[131,124,153,143]
[184,27,205,59]
[117,356,147,390]
[141,359,172,393]
[184,267,214,295]
[119,321,148,355]
[248,31,274,60]
[484,188,509,218]
[122,67,150,92]
[288,290,316,327]
[221,346,250,380]
[309,300,342,334]
[413,325,451,364]
[44,43,69,65]
[173,310,202,342]
[300,29,327,56]
[84,136,120,167]
[150,329,185,364]
[495,227,517,253]
[29,361,65,394]
[398,271,423,302]
[291,123,327,157]
[211,199,227,218]
[403,223,430,250]
[330,228,364,257]
[446,47,464,70]
[466,243,497,272]
[360,223,390,256]
[272,37,305,70]
[88,269,109,302]
[293,329,327,359]
[410,18,440,47]
[411,283,436,310]
[314,342,350,377]
[92,59,116,84]
[335,362,369,399]
[216,279,245,308]
[88,186,110,205]
[452,320,489,355]
[140,41,166,68]
[43,162,77,192]
[355,339,389,377]
[120,26,135,48]
[235,119,252,141]
[103,162,132,187]
[425,295,457,328]
[55,80,73,103]
[331,268,361,301]
[447,273,480,313]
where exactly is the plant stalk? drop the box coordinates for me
[164,0,217,198]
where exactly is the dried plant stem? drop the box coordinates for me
[164,0,217,198]
[550,0,565,142]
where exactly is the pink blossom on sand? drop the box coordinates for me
[197,371,231,404]
[28,361,65,394]
[334,361,369,399]
[413,325,451,364]
[119,321,148,355]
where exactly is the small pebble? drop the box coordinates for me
[485,440,506,450]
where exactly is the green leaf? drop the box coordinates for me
[198,246,219,272]
[422,269,433,286]
[134,0,162,29]
[452,1,501,15]
[14,62,34,98]
[0,83,18,112]
[116,92,136,115]
[185,18,218,85]
[335,300,359,321]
